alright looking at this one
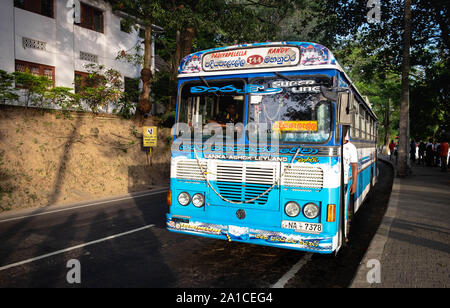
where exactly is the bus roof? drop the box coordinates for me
[178,41,340,77]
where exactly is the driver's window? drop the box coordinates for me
[177,80,245,139]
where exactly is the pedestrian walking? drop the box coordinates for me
[418,140,426,165]
[389,140,395,161]
[440,139,449,172]
[426,139,433,166]
[410,139,416,163]
[433,141,439,167]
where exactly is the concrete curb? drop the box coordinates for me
[0,186,169,222]
[349,157,399,288]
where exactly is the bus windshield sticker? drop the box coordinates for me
[272,121,318,132]
[300,44,329,65]
[271,80,321,94]
[190,84,282,95]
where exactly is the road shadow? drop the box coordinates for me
[0,195,176,287]
[285,160,395,288]
[128,162,170,192]
[47,115,83,206]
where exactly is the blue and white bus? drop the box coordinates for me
[166,42,378,254]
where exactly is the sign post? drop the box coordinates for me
[143,126,158,185]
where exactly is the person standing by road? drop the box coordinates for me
[343,131,359,195]
[418,140,426,165]
[433,141,439,166]
[426,139,433,166]
[389,140,395,161]
[410,139,416,164]
[440,139,449,172]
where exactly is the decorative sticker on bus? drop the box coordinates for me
[204,153,289,162]
[167,217,333,252]
[202,46,300,72]
[271,79,321,93]
[296,156,319,164]
[176,144,320,155]
[300,44,329,66]
[180,53,202,73]
[190,84,282,95]
[272,121,318,132]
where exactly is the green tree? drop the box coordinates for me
[45,87,81,117]
[0,70,19,102]
[397,0,412,176]
[13,71,53,108]
[319,0,449,175]
[111,0,165,116]
[75,64,123,114]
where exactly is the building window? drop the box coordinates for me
[15,60,55,86]
[74,71,89,93]
[124,77,140,102]
[14,0,54,18]
[79,2,104,33]
[74,71,105,93]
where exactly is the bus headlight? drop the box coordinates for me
[303,203,319,219]
[178,192,190,206]
[285,201,300,217]
[192,193,205,208]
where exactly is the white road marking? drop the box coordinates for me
[271,253,313,288]
[0,224,155,272]
[0,189,168,223]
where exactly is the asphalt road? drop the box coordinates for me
[0,161,393,288]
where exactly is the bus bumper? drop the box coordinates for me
[166,214,336,254]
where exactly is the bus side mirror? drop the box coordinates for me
[337,91,353,126]
[320,86,338,101]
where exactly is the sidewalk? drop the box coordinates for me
[351,161,450,288]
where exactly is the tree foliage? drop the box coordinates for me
[318,0,449,146]
[109,0,448,140]
[75,64,123,114]
[0,70,19,102]
[13,71,53,107]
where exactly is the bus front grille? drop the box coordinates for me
[176,160,207,181]
[216,182,272,205]
[282,165,324,189]
[215,163,277,205]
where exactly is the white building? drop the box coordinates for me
[0,0,165,112]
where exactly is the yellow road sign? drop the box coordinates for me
[143,126,157,147]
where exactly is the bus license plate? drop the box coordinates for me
[281,220,323,234]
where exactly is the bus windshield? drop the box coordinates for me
[248,76,332,143]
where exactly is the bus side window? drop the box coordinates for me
[351,102,359,139]
[370,118,374,141]
[367,116,370,141]
[355,104,360,139]
[360,106,365,140]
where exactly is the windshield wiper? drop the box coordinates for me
[274,72,292,81]
[200,76,218,96]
